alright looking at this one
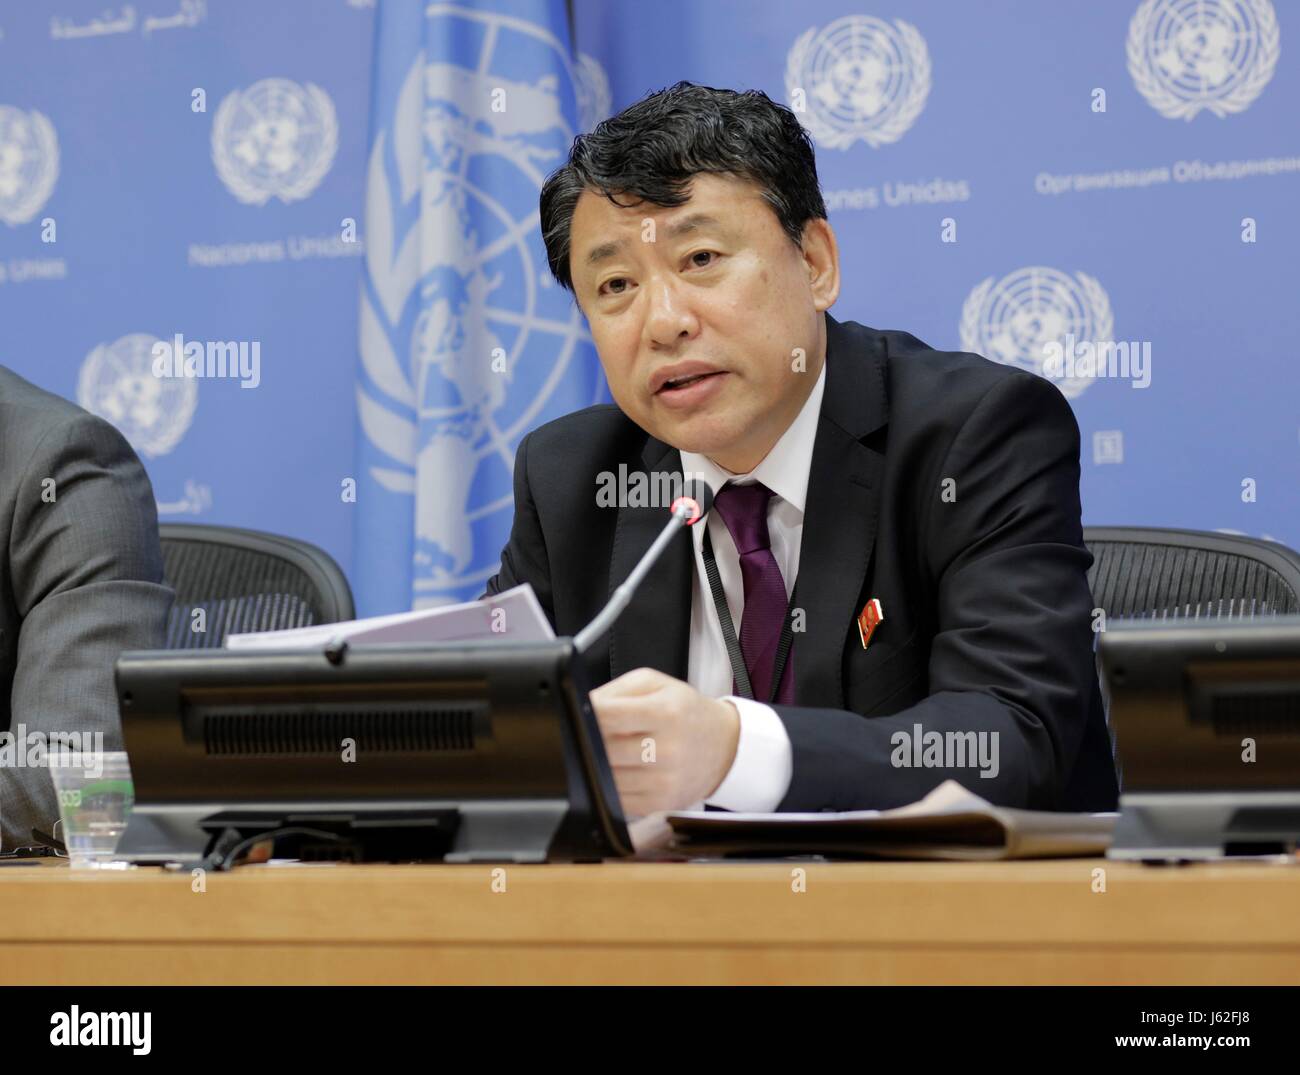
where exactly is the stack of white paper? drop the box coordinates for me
[224,583,555,649]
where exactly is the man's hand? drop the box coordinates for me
[590,668,740,817]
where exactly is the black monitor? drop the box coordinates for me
[113,639,633,866]
[1098,614,1300,860]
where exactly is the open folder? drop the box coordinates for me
[630,780,1117,861]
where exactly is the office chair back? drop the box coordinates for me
[1084,526,1300,622]
[1083,527,1300,787]
[159,524,355,648]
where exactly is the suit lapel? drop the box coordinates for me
[794,315,889,709]
[607,438,693,681]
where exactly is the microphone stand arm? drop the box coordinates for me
[573,510,690,654]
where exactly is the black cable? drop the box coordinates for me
[199,825,346,872]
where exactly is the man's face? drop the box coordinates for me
[568,173,839,473]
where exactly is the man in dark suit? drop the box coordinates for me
[0,366,173,850]
[486,82,1118,816]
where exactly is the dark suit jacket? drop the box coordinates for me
[0,366,174,850]
[485,314,1119,812]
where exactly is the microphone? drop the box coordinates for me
[573,478,714,654]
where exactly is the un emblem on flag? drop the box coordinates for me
[357,5,603,606]
[77,334,198,458]
[0,105,59,226]
[211,78,339,205]
[960,268,1114,400]
[785,15,931,150]
[1127,0,1280,120]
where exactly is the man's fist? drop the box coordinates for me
[589,668,740,817]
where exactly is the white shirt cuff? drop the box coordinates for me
[703,696,794,813]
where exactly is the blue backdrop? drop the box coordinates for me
[1,0,1295,616]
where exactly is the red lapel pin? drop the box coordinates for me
[857,598,884,650]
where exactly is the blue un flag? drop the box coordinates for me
[354,0,609,615]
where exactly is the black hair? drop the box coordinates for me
[539,81,826,294]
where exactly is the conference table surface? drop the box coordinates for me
[1,856,1296,985]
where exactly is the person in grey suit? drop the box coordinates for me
[0,365,173,851]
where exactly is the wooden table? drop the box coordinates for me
[1,857,1296,985]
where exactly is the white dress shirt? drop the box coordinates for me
[679,361,827,812]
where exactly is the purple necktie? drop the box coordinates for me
[711,482,795,705]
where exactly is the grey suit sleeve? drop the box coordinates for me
[2,413,173,850]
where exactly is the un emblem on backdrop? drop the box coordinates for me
[784,15,931,150]
[211,78,339,205]
[0,105,59,226]
[960,268,1114,400]
[77,334,198,458]
[1127,0,1280,120]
